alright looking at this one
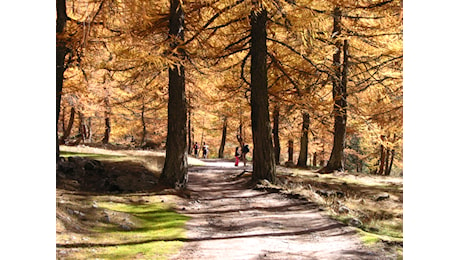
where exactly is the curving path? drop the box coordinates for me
[170,159,390,260]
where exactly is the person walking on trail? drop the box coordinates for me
[193,142,200,158]
[242,143,250,167]
[202,142,209,159]
[234,146,241,166]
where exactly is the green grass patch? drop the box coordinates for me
[95,202,190,240]
[358,230,381,245]
[60,151,126,161]
[88,200,189,259]
[92,240,184,260]
[58,196,190,260]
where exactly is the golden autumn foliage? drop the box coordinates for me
[58,0,402,174]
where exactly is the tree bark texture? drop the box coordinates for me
[384,134,396,175]
[273,104,281,165]
[61,107,75,143]
[313,152,317,167]
[218,117,228,158]
[160,0,188,188]
[250,6,276,183]
[377,135,386,175]
[288,140,294,162]
[141,101,147,145]
[321,9,348,173]
[61,106,66,135]
[297,112,310,167]
[102,92,111,144]
[187,106,192,154]
[102,116,111,144]
[56,0,68,160]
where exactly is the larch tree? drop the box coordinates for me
[56,0,69,161]
[249,1,276,183]
[319,7,348,173]
[272,103,281,165]
[159,0,188,188]
[218,116,228,158]
[297,112,310,167]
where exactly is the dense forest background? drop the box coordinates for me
[57,0,403,176]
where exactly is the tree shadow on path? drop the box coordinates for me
[170,159,393,260]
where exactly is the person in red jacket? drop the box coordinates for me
[235,146,241,166]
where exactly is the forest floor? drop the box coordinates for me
[56,145,401,259]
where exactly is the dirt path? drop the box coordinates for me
[170,160,391,260]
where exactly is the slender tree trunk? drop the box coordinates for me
[273,104,281,165]
[288,139,294,162]
[56,0,68,160]
[237,122,244,147]
[102,116,111,144]
[385,134,396,176]
[377,144,386,175]
[160,0,188,188]
[61,105,66,135]
[86,117,92,142]
[320,9,348,173]
[313,152,317,167]
[78,111,88,143]
[187,105,192,154]
[250,5,276,183]
[377,135,386,175]
[102,91,111,144]
[297,112,310,167]
[141,100,147,145]
[61,107,76,143]
[387,149,395,176]
[384,147,391,175]
[218,116,228,158]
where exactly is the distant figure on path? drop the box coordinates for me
[242,143,250,167]
[193,142,200,158]
[202,142,209,159]
[235,146,241,166]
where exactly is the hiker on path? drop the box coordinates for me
[235,146,241,166]
[193,142,200,158]
[242,143,250,167]
[202,142,209,159]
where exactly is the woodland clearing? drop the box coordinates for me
[56,145,402,259]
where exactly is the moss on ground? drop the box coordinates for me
[56,195,190,260]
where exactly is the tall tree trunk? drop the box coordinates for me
[288,139,294,162]
[160,0,188,188]
[187,104,192,154]
[320,9,348,173]
[141,100,147,145]
[273,104,281,165]
[102,116,111,144]
[61,107,76,143]
[384,146,391,175]
[56,0,68,160]
[377,135,386,175]
[237,122,244,146]
[297,112,310,167]
[385,134,396,176]
[102,91,111,144]
[313,152,317,167]
[86,117,93,142]
[61,105,66,135]
[377,144,386,175]
[78,110,88,143]
[250,4,276,183]
[218,116,228,158]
